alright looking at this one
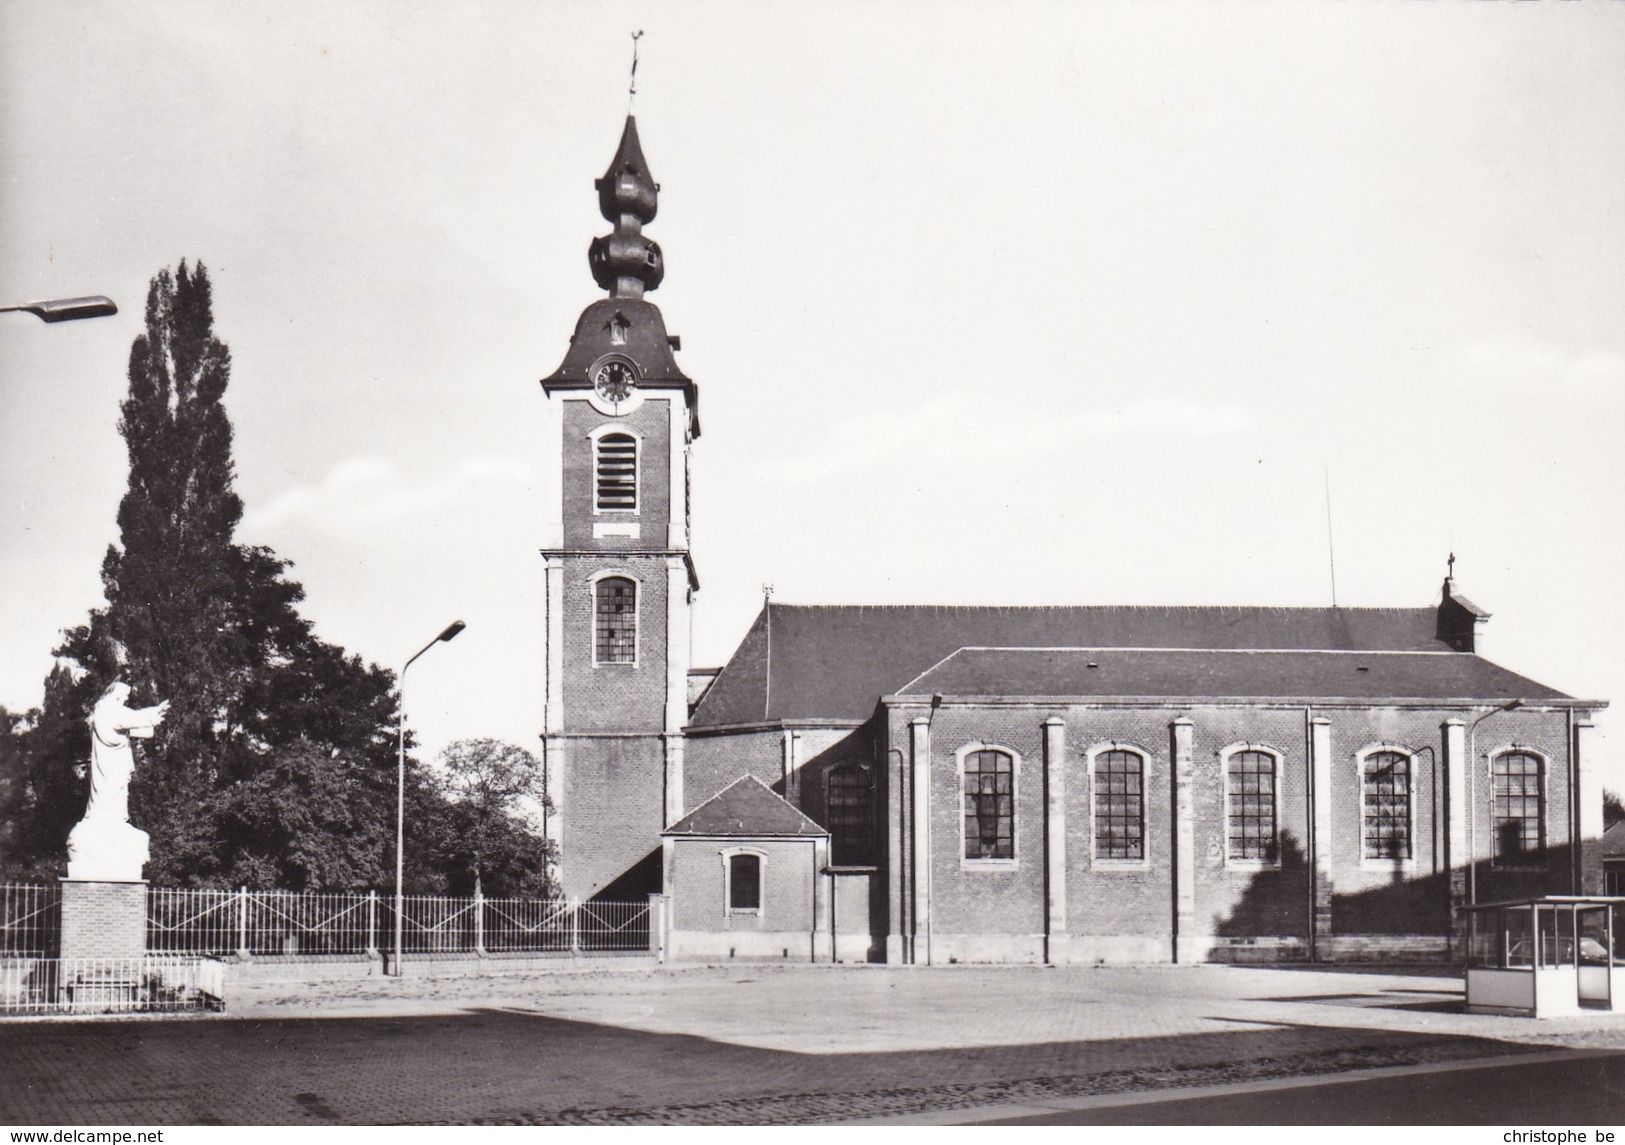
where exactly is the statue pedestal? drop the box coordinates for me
[59,879,148,970]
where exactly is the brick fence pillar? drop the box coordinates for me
[58,879,148,991]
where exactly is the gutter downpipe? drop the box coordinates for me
[887,746,909,963]
[1306,705,1317,964]
[1569,705,1580,894]
[923,694,942,966]
[1466,700,1524,908]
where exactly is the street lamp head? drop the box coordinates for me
[438,620,467,642]
[1,296,118,323]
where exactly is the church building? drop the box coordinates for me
[538,116,1612,965]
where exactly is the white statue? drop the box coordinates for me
[66,681,169,882]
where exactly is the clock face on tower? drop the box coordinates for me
[588,356,643,415]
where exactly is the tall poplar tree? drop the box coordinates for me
[3,262,548,893]
[51,262,248,877]
[40,261,403,885]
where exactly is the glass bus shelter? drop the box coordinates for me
[1462,896,1625,1017]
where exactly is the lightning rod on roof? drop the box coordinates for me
[1324,467,1339,608]
[627,30,643,114]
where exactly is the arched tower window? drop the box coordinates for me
[595,432,638,511]
[594,576,636,663]
[1491,751,1544,863]
[826,765,873,865]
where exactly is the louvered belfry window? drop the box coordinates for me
[1362,751,1412,860]
[594,576,636,663]
[595,432,638,510]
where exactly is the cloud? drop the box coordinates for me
[242,453,536,536]
[1436,336,1625,399]
[755,393,1258,484]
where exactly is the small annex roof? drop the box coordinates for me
[896,647,1575,703]
[1602,820,1625,858]
[689,602,1462,727]
[663,775,828,838]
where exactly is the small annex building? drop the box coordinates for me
[537,115,1613,966]
[1603,821,1625,897]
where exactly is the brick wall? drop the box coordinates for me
[684,729,782,807]
[560,398,673,550]
[668,837,817,932]
[59,880,147,964]
[559,553,672,734]
[924,707,1051,940]
[1185,706,1312,940]
[1063,709,1174,944]
[1466,707,1576,904]
[881,699,1577,962]
[558,735,666,899]
[1325,708,1451,934]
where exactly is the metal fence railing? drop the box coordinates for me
[0,882,649,965]
[0,956,223,1017]
[0,882,61,958]
[147,887,377,958]
[145,887,650,960]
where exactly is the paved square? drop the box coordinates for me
[3,963,1622,1124]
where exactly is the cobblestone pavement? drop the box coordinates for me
[2,963,1622,1125]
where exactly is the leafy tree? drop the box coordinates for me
[6,261,405,888]
[1606,789,1624,831]
[432,738,554,898]
[0,667,98,877]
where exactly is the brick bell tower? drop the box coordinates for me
[540,116,699,901]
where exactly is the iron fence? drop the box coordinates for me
[147,887,377,957]
[0,956,223,1017]
[145,887,650,959]
[478,896,650,953]
[0,882,60,958]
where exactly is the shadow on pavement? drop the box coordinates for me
[0,1004,1557,1126]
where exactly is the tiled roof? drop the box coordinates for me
[663,775,828,838]
[689,603,1457,726]
[1602,820,1625,858]
[898,647,1572,703]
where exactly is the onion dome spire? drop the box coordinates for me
[589,116,664,298]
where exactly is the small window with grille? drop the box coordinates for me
[594,576,636,664]
[595,432,638,511]
[963,748,1015,861]
[1492,751,1544,863]
[1362,751,1412,861]
[1093,748,1146,861]
[1226,748,1278,864]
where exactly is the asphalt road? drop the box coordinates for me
[975,1052,1625,1125]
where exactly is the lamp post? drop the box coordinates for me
[0,295,117,322]
[394,619,466,976]
[1466,699,1523,906]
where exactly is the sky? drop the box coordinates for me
[2,1,1623,793]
